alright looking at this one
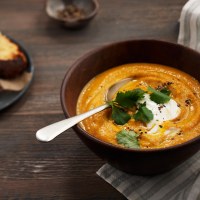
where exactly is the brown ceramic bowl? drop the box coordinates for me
[46,0,99,29]
[61,40,200,175]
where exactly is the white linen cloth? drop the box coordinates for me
[97,151,200,200]
[178,0,200,52]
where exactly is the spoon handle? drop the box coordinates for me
[36,104,109,142]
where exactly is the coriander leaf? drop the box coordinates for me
[111,105,131,125]
[116,129,140,148]
[133,104,153,123]
[115,88,145,108]
[148,86,171,104]
[160,88,171,96]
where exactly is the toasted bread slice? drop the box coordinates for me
[0,34,28,79]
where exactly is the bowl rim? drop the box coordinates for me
[61,39,200,153]
[46,0,99,22]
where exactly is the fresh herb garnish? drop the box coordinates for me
[116,129,140,148]
[110,104,131,125]
[108,86,172,125]
[133,103,153,123]
[160,88,171,96]
[148,86,171,104]
[108,88,145,125]
[115,89,145,108]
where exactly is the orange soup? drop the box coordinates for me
[76,63,200,149]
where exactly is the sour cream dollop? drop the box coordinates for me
[138,94,181,134]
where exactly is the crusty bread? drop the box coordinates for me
[0,34,28,79]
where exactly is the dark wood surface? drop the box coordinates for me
[0,0,187,199]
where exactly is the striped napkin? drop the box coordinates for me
[97,151,200,200]
[178,0,200,51]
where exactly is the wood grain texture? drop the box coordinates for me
[0,0,187,199]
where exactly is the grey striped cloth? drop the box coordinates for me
[97,151,200,200]
[178,0,200,51]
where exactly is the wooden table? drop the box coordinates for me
[0,0,188,199]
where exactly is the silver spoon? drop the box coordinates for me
[36,78,132,142]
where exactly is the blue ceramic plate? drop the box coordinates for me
[0,37,34,111]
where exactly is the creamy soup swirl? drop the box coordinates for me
[77,63,200,149]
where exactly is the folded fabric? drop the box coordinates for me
[97,151,200,200]
[178,0,200,52]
